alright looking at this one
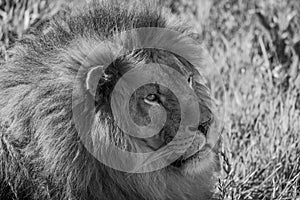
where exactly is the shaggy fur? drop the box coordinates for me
[0,1,218,199]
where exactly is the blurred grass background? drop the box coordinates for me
[0,0,299,199]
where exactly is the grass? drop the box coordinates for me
[0,0,299,199]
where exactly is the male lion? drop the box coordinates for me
[0,1,220,199]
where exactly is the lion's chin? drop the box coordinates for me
[170,146,219,176]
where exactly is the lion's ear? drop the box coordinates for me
[86,65,104,96]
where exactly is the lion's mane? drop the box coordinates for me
[0,1,216,200]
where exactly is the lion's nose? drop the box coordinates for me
[198,117,213,137]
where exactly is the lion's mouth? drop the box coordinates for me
[170,145,210,168]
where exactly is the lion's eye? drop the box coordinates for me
[145,94,158,102]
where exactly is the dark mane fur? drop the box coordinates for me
[0,1,215,199]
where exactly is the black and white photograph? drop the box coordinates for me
[0,0,299,199]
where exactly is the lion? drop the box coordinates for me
[0,1,220,199]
